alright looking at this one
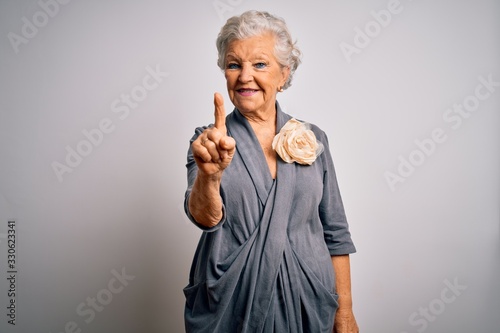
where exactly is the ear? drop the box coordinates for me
[280,66,291,87]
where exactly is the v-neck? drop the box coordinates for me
[225,102,291,205]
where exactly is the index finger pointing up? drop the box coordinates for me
[214,92,226,131]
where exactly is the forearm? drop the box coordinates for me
[188,172,224,228]
[331,254,353,309]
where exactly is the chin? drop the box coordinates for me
[234,101,258,113]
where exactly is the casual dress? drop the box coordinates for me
[183,103,356,332]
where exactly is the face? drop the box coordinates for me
[224,33,290,118]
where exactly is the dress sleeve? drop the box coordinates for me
[183,125,227,232]
[315,129,356,255]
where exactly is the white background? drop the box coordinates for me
[0,0,499,332]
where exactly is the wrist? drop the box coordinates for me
[337,293,353,309]
[197,168,223,182]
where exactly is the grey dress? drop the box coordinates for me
[183,102,356,333]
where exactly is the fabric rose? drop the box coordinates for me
[272,118,324,165]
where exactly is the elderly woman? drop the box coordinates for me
[183,10,358,333]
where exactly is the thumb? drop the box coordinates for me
[219,136,236,151]
[214,92,226,132]
[219,136,236,162]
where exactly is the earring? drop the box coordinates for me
[278,86,284,92]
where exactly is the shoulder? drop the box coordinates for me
[291,117,330,147]
[309,122,329,143]
[277,104,328,141]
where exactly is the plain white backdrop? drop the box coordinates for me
[0,0,499,332]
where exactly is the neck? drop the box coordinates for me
[242,102,277,127]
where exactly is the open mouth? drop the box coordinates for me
[236,88,259,96]
[237,88,258,92]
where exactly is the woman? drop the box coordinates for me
[183,10,358,333]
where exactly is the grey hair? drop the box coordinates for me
[216,10,302,90]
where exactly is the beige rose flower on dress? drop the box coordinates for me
[272,118,324,165]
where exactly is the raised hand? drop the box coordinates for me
[192,92,236,176]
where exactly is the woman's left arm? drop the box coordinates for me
[331,254,359,333]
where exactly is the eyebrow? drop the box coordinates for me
[225,53,271,62]
[225,53,241,61]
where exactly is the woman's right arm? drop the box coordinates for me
[188,172,224,228]
[187,93,235,228]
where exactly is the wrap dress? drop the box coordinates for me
[183,102,356,332]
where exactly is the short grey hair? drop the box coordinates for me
[216,10,302,90]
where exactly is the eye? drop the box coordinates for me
[255,62,267,69]
[227,63,241,70]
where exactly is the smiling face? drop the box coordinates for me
[224,33,290,120]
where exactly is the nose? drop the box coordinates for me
[238,63,253,83]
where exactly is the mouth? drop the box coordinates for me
[236,88,259,96]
